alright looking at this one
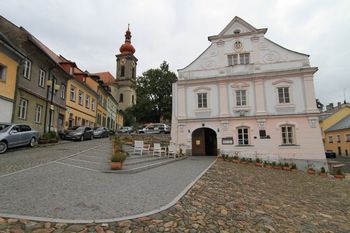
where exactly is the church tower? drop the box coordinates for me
[116,25,137,111]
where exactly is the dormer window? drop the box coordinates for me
[228,53,250,66]
[234,29,241,34]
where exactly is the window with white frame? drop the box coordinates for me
[0,64,7,81]
[70,86,76,101]
[240,53,250,64]
[18,98,28,119]
[236,90,247,106]
[346,134,350,142]
[78,91,83,105]
[237,127,249,145]
[91,99,96,111]
[281,125,295,145]
[34,104,42,123]
[278,87,290,103]
[197,93,208,108]
[227,53,250,66]
[86,95,90,109]
[38,69,46,87]
[60,84,66,99]
[328,135,333,143]
[23,60,31,79]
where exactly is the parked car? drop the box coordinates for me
[62,126,94,141]
[93,127,109,138]
[325,150,336,158]
[118,126,133,134]
[144,123,171,134]
[137,124,149,134]
[0,123,39,154]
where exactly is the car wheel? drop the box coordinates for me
[29,137,36,147]
[0,141,8,154]
[80,136,84,141]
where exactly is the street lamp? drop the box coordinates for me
[46,78,60,133]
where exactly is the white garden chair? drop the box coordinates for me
[167,144,177,158]
[153,143,162,157]
[133,140,144,156]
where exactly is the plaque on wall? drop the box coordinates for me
[222,137,234,145]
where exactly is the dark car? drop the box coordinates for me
[63,126,93,141]
[0,123,39,154]
[325,150,336,159]
[93,127,109,138]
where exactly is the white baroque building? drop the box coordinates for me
[170,16,327,169]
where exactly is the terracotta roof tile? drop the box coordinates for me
[93,72,116,85]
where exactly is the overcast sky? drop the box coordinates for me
[1,0,349,105]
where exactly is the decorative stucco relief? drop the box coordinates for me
[262,51,280,63]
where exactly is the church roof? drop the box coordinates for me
[93,72,116,85]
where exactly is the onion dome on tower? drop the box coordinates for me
[119,24,135,55]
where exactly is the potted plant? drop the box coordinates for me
[247,158,253,164]
[319,167,327,177]
[274,162,283,170]
[110,136,128,170]
[232,155,240,163]
[264,161,272,169]
[48,132,58,143]
[110,151,127,170]
[255,158,263,167]
[271,161,276,168]
[240,157,248,164]
[283,162,291,171]
[38,133,50,144]
[307,165,316,175]
[290,163,297,171]
[334,169,345,180]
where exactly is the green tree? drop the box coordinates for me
[128,61,177,123]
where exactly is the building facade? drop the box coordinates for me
[171,17,327,169]
[0,16,70,134]
[0,33,24,123]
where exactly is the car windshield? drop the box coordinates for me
[75,127,85,132]
[0,124,12,133]
[95,127,104,131]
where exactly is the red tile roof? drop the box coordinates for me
[93,72,116,85]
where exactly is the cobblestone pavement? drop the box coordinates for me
[1,160,350,232]
[0,139,108,176]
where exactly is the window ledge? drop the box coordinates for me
[279,144,300,149]
[235,144,254,147]
[275,104,295,109]
[233,106,251,111]
[195,108,211,113]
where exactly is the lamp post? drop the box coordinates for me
[46,78,60,133]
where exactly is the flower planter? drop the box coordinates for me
[334,174,345,180]
[283,166,291,171]
[38,139,49,144]
[232,160,240,163]
[307,169,316,175]
[319,172,327,177]
[255,162,263,167]
[111,162,124,170]
[49,139,58,143]
[274,166,282,170]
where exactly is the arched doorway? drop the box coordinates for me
[191,128,217,156]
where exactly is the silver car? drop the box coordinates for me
[0,123,39,154]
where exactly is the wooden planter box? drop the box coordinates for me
[111,162,124,170]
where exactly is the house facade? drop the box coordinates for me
[170,17,326,169]
[0,33,24,123]
[0,16,69,134]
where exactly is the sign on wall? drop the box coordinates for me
[222,137,234,145]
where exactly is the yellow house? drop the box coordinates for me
[324,114,350,156]
[65,72,97,128]
[319,105,350,140]
[0,35,24,122]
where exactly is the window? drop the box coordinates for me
[60,84,66,99]
[278,87,290,103]
[119,93,123,103]
[336,135,341,143]
[78,91,83,105]
[281,125,295,145]
[121,66,125,77]
[259,130,267,139]
[132,67,136,79]
[0,64,7,81]
[91,99,96,111]
[240,53,250,64]
[85,95,90,109]
[328,136,333,143]
[34,105,42,123]
[70,86,76,101]
[197,93,207,108]
[132,95,135,104]
[227,53,249,66]
[38,69,46,87]
[23,60,31,79]
[18,98,28,119]
[236,90,247,106]
[238,127,249,145]
[346,134,350,142]
[97,113,101,125]
[227,54,238,66]
[77,117,81,126]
